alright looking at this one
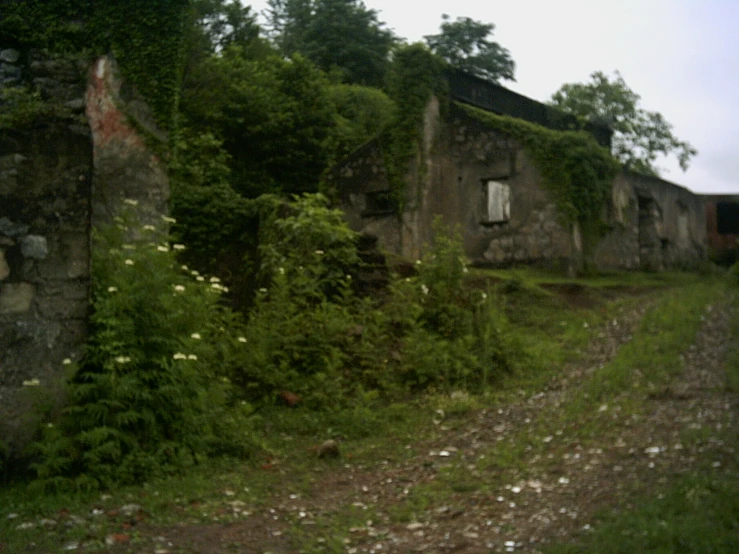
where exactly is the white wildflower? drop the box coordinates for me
[22,378,41,386]
[345,274,352,280]
[124,259,134,266]
[237,337,247,343]
[191,270,199,276]
[462,266,469,273]
[173,353,187,360]
[259,287,268,293]
[157,245,169,252]
[196,276,205,282]
[161,215,176,223]
[172,244,186,251]
[114,356,131,364]
[122,244,136,250]
[107,286,118,293]
[173,285,185,292]
[314,249,324,255]
[415,259,422,265]
[480,292,487,300]
[62,358,72,365]
[142,224,156,231]
[187,354,197,360]
[123,198,138,206]
[222,286,229,293]
[210,276,221,283]
[181,265,189,271]
[420,284,429,295]
[191,333,201,340]
[278,267,285,275]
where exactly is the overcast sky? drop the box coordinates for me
[245,0,738,194]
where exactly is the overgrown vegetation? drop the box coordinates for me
[19,198,520,490]
[457,101,620,258]
[1,0,189,131]
[380,44,447,211]
[29,208,258,491]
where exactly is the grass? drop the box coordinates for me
[544,281,739,554]
[0,269,732,553]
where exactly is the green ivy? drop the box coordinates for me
[457,102,620,244]
[0,0,189,132]
[380,44,447,212]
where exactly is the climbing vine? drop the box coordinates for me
[0,0,189,132]
[457,102,620,238]
[380,44,447,212]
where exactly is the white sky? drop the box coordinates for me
[245,0,739,193]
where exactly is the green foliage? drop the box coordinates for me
[728,261,739,287]
[457,102,620,250]
[395,221,519,390]
[266,0,396,87]
[0,86,50,130]
[234,194,362,405]
[1,0,189,132]
[0,0,94,53]
[550,71,697,176]
[425,14,515,83]
[546,474,739,554]
[30,208,256,491]
[187,0,263,54]
[231,199,517,405]
[180,49,336,196]
[381,44,447,211]
[324,83,396,167]
[169,130,257,269]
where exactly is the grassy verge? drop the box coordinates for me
[0,270,722,553]
[544,283,739,554]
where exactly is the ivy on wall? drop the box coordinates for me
[457,102,620,239]
[0,0,189,132]
[380,44,447,212]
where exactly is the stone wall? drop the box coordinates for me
[595,172,706,271]
[337,103,580,271]
[335,99,708,273]
[0,47,92,448]
[0,47,171,452]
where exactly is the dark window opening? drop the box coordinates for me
[362,191,395,217]
[717,202,739,234]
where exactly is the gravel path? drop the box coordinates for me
[106,294,736,554]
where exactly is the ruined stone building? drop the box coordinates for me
[335,71,708,273]
[0,46,169,449]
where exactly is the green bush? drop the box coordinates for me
[30,206,257,491]
[729,261,739,286]
[234,194,363,406]
[385,220,520,391]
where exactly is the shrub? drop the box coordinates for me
[30,207,256,491]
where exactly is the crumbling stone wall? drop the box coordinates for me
[337,103,580,270]
[0,46,92,447]
[0,46,171,451]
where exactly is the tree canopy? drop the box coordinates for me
[424,14,515,84]
[266,0,396,87]
[550,71,697,176]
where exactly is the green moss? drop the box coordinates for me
[0,0,188,133]
[380,44,447,212]
[457,102,619,226]
[458,102,620,262]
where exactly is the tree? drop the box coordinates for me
[266,0,396,87]
[424,14,515,84]
[179,48,336,197]
[549,71,697,176]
